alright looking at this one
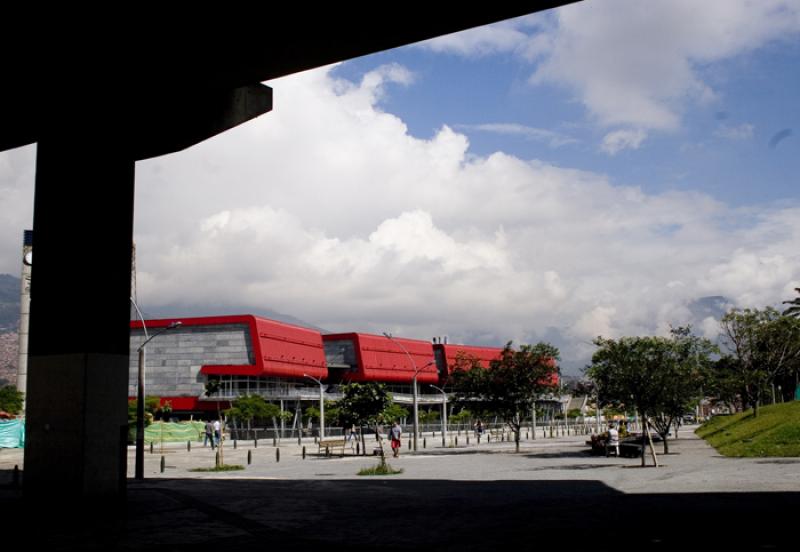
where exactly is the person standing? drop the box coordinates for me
[204,420,215,449]
[213,419,221,447]
[390,421,402,458]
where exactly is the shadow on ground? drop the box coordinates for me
[1,474,798,550]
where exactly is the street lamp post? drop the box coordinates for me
[429,384,447,445]
[304,373,325,439]
[131,298,181,480]
[382,332,435,452]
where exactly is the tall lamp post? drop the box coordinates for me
[382,332,434,452]
[131,297,181,480]
[429,384,448,445]
[304,373,325,439]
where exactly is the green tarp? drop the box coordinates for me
[0,419,25,448]
[144,421,206,444]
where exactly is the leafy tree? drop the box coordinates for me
[0,385,24,415]
[450,342,560,452]
[648,327,715,453]
[719,307,800,417]
[225,395,281,439]
[334,382,393,461]
[587,329,713,458]
[783,287,800,318]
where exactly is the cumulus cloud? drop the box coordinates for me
[531,0,800,131]
[419,1,800,141]
[3,59,800,374]
[601,129,648,155]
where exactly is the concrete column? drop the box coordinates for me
[17,231,32,406]
[24,130,134,499]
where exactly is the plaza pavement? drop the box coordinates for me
[1,427,799,550]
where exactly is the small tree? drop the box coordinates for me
[0,385,24,415]
[335,382,393,464]
[451,342,560,452]
[225,395,280,439]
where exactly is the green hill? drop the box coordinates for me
[696,401,800,457]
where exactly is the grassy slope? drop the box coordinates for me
[696,401,800,457]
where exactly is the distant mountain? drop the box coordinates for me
[0,274,20,334]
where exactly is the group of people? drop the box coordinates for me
[203,419,222,449]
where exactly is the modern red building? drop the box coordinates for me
[129,315,559,416]
[322,333,438,384]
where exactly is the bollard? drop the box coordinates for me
[234,439,237,450]
[160,455,166,473]
[408,439,411,450]
[298,435,302,446]
[254,438,258,449]
[273,436,277,447]
[326,446,331,457]
[276,448,280,462]
[455,436,458,447]
[302,446,306,459]
[150,442,154,454]
[466,435,470,445]
[187,440,191,452]
[248,450,252,465]
[423,438,427,449]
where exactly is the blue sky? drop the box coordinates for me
[1,1,799,375]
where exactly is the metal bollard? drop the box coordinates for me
[150,442,154,454]
[248,450,252,465]
[273,436,277,447]
[466,435,470,445]
[161,456,166,473]
[187,440,191,452]
[276,448,280,462]
[302,446,306,459]
[423,438,427,449]
[254,438,258,448]
[234,439,237,449]
[455,436,458,446]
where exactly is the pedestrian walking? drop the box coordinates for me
[204,420,215,449]
[390,421,402,457]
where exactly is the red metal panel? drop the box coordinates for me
[324,333,437,384]
[132,314,327,380]
[435,343,504,376]
[254,317,327,379]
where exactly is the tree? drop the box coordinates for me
[719,307,800,417]
[334,382,393,462]
[782,287,800,318]
[451,342,560,452]
[0,385,24,415]
[586,331,712,462]
[225,395,281,439]
[647,327,715,453]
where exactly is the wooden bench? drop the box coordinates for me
[318,438,347,457]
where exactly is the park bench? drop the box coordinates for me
[318,438,347,457]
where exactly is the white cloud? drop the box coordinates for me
[3,60,800,374]
[601,129,648,155]
[419,22,531,57]
[456,123,578,148]
[714,123,755,140]
[530,0,800,131]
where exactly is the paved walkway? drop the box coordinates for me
[2,428,799,549]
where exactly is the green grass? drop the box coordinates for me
[696,401,800,457]
[189,464,246,472]
[357,463,404,476]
